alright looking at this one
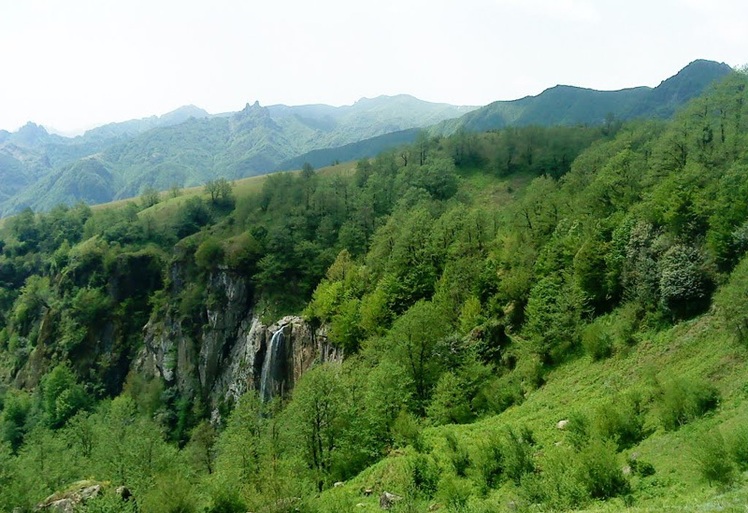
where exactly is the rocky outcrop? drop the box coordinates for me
[36,481,103,513]
[139,266,341,415]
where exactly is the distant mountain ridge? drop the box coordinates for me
[0,60,733,216]
[0,96,475,215]
[433,59,732,135]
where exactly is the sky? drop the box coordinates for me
[0,0,746,135]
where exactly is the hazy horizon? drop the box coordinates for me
[1,0,746,134]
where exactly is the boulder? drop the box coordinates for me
[379,492,402,510]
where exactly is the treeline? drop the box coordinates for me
[1,71,748,512]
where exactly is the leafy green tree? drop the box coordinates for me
[41,363,90,429]
[523,274,582,363]
[427,372,472,425]
[140,186,161,209]
[658,244,713,319]
[205,178,235,208]
[214,391,263,486]
[387,300,450,414]
[0,390,33,452]
[284,363,345,491]
[714,254,748,343]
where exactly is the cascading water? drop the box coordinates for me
[259,327,285,401]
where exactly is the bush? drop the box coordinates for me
[195,237,225,270]
[140,473,198,513]
[503,427,535,484]
[565,411,591,450]
[694,432,737,486]
[726,424,748,470]
[577,438,630,499]
[436,475,472,513]
[581,321,613,360]
[445,432,471,477]
[391,410,425,451]
[474,433,504,491]
[427,372,473,426]
[592,393,647,450]
[656,376,720,430]
[520,445,587,511]
[410,453,439,497]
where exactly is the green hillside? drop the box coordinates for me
[0,70,748,513]
[434,59,732,135]
[0,97,475,216]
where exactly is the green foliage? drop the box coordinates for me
[655,376,720,430]
[427,372,473,426]
[523,274,583,363]
[502,427,535,485]
[195,237,225,270]
[284,363,345,491]
[204,178,235,210]
[581,320,614,361]
[658,244,713,319]
[41,363,90,429]
[437,475,472,513]
[591,393,647,450]
[694,431,738,486]
[0,389,33,452]
[445,432,471,477]
[714,254,748,344]
[387,300,450,414]
[576,437,631,499]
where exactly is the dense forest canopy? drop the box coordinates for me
[1,70,748,512]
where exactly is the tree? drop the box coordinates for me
[658,244,713,319]
[387,300,449,414]
[41,364,90,429]
[214,391,263,485]
[140,187,161,209]
[285,364,345,491]
[205,178,235,209]
[301,162,315,179]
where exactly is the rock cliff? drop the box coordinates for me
[139,266,341,414]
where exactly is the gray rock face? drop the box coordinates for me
[139,267,341,415]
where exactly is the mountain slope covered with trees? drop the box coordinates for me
[0,69,748,513]
[0,61,730,218]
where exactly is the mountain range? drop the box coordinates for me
[0,59,732,216]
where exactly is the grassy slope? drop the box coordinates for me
[319,308,748,512]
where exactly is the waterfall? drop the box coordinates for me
[259,327,285,401]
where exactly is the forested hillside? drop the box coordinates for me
[0,61,729,218]
[1,70,748,513]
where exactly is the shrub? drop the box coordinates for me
[577,438,630,499]
[503,427,535,484]
[391,410,424,451]
[474,433,504,491]
[520,445,587,511]
[427,372,473,426]
[592,393,647,450]
[410,453,439,497]
[445,432,471,477]
[436,475,472,513]
[656,376,720,430]
[726,424,748,470]
[694,432,737,486]
[581,321,613,361]
[195,237,225,270]
[565,411,591,450]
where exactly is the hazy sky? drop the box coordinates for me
[1,0,745,134]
